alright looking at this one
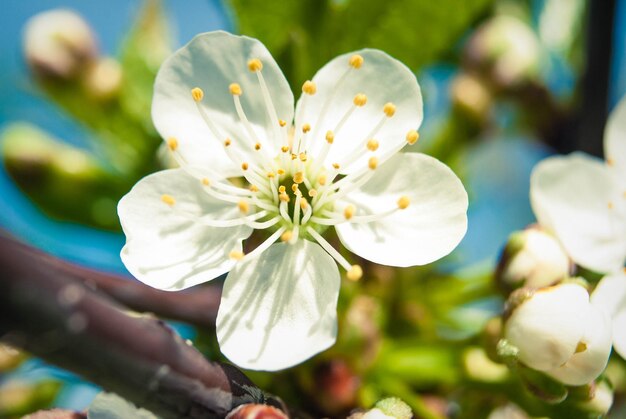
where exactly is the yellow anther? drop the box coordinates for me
[397,196,410,209]
[191,87,204,102]
[293,172,304,184]
[575,342,588,353]
[294,188,302,197]
[347,265,363,281]
[302,123,311,133]
[277,168,285,175]
[608,202,614,209]
[249,185,259,192]
[344,204,356,220]
[325,130,335,144]
[224,138,232,147]
[300,198,309,209]
[247,58,263,72]
[229,250,245,260]
[332,163,340,170]
[241,162,249,171]
[229,83,242,96]
[291,153,298,160]
[318,174,327,185]
[238,200,250,214]
[308,189,318,197]
[383,102,396,117]
[366,139,379,151]
[279,193,290,202]
[255,143,262,150]
[607,158,614,166]
[279,119,287,127]
[281,230,293,242]
[278,185,286,194]
[299,152,307,162]
[406,129,420,145]
[349,54,364,69]
[201,178,210,186]
[281,145,290,153]
[291,184,299,193]
[161,194,175,206]
[353,93,367,107]
[267,171,275,178]
[368,156,378,170]
[302,80,317,95]
[166,137,179,151]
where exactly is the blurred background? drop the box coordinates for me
[0,0,625,417]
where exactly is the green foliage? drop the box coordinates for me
[228,0,494,89]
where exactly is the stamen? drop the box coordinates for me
[293,172,304,184]
[366,139,379,151]
[397,196,410,209]
[229,250,244,260]
[238,200,250,214]
[406,130,419,145]
[368,156,378,170]
[167,137,178,151]
[278,185,286,194]
[302,80,317,95]
[281,146,290,153]
[191,87,204,102]
[277,168,285,175]
[279,193,290,202]
[353,93,367,107]
[229,83,242,96]
[349,54,364,69]
[224,138,232,147]
[383,102,396,117]
[279,200,290,221]
[332,163,340,170]
[279,119,287,127]
[202,178,210,186]
[326,131,335,144]
[302,123,311,133]
[247,58,263,72]
[291,184,299,193]
[301,200,313,224]
[308,189,318,197]
[255,143,262,150]
[243,226,287,262]
[299,152,307,162]
[161,194,175,206]
[306,227,353,271]
[281,230,293,242]
[318,174,327,186]
[344,204,355,220]
[346,265,363,281]
[249,185,259,192]
[241,162,249,171]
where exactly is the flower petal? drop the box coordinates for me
[605,94,626,190]
[118,169,252,291]
[546,304,612,386]
[335,153,468,267]
[530,153,626,273]
[152,31,294,174]
[295,49,422,174]
[591,271,626,359]
[216,240,340,371]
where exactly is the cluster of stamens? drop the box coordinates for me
[161,54,421,281]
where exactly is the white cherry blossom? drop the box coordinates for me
[118,31,468,370]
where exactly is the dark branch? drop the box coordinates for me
[0,235,285,419]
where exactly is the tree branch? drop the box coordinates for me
[0,234,285,419]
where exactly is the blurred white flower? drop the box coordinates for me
[530,96,626,273]
[496,226,571,290]
[118,31,468,371]
[504,282,612,386]
[23,9,97,79]
[591,270,626,358]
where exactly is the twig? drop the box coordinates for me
[0,234,285,419]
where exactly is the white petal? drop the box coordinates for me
[335,153,468,267]
[546,304,612,386]
[118,169,252,291]
[605,94,626,190]
[152,31,294,174]
[295,49,422,173]
[530,153,626,273]
[216,240,340,371]
[591,271,626,359]
[505,283,589,371]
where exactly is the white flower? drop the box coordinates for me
[504,282,612,386]
[591,270,626,358]
[118,31,468,371]
[530,96,626,274]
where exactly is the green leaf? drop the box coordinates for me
[228,0,494,89]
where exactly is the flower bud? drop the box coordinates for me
[487,403,529,419]
[503,282,612,386]
[496,226,570,292]
[577,379,613,415]
[225,404,288,419]
[23,9,98,80]
[349,398,412,419]
[83,57,123,100]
